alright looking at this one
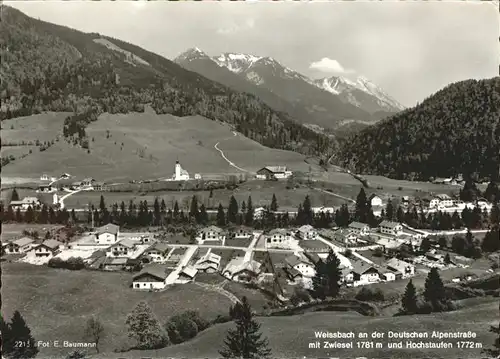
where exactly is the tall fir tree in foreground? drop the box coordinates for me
[324,250,342,297]
[311,259,328,300]
[217,203,226,227]
[270,194,278,212]
[400,280,418,315]
[219,297,272,359]
[245,196,254,226]
[6,311,39,359]
[423,268,446,308]
[125,301,169,350]
[227,195,239,224]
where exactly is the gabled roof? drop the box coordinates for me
[229,225,253,233]
[369,194,381,200]
[13,237,35,247]
[40,239,63,249]
[297,224,315,233]
[284,267,302,278]
[348,221,370,230]
[148,242,170,252]
[196,252,221,265]
[379,220,402,229]
[350,261,379,275]
[224,258,261,276]
[112,238,135,249]
[284,255,311,268]
[180,266,198,278]
[258,166,288,173]
[386,257,413,273]
[303,252,321,265]
[268,228,290,235]
[133,264,170,281]
[96,223,120,235]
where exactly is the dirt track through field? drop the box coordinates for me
[214,132,252,174]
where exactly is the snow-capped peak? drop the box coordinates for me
[174,47,209,63]
[213,52,263,73]
[314,75,405,112]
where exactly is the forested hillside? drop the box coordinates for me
[0,6,333,156]
[338,78,500,181]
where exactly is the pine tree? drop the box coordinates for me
[199,204,209,225]
[423,268,446,305]
[270,194,278,212]
[99,195,106,213]
[11,188,20,202]
[401,280,418,314]
[354,188,368,222]
[8,311,39,359]
[217,203,226,227]
[324,250,342,297]
[419,237,431,253]
[302,195,313,225]
[153,197,161,226]
[173,201,179,219]
[385,199,395,220]
[125,301,169,349]
[245,196,254,226]
[227,195,239,224]
[311,259,328,300]
[444,253,452,264]
[189,195,199,222]
[219,297,272,359]
[1,314,13,357]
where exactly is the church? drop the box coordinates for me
[171,161,190,181]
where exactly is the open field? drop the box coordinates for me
[1,112,313,183]
[123,297,498,359]
[1,223,65,241]
[2,262,233,357]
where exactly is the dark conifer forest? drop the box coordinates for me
[338,78,500,181]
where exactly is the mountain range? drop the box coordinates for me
[174,48,404,131]
[0,5,333,157]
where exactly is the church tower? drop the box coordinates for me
[53,192,59,205]
[175,161,181,180]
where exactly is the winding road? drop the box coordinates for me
[214,131,251,173]
[313,187,356,204]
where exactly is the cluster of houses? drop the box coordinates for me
[424,193,493,213]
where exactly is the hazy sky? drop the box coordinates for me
[7,1,499,107]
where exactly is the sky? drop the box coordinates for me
[7,1,500,107]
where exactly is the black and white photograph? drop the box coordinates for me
[1,1,499,359]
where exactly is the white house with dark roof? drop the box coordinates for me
[106,238,137,258]
[176,265,198,284]
[229,225,253,239]
[133,264,172,290]
[295,225,318,241]
[95,223,120,245]
[26,239,63,260]
[284,254,316,277]
[194,251,221,273]
[196,225,225,243]
[265,229,297,249]
[256,166,292,180]
[143,242,170,263]
[332,229,360,246]
[379,221,403,236]
[385,258,415,279]
[348,222,370,236]
[4,237,35,254]
[429,194,454,209]
[223,257,261,282]
[343,261,380,287]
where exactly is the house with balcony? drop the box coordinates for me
[194,251,221,273]
[95,223,120,245]
[106,238,137,258]
[143,242,170,263]
[378,221,403,236]
[348,222,370,236]
[385,258,415,279]
[228,225,253,239]
[265,229,297,249]
[196,225,225,243]
[343,261,380,287]
[3,237,35,254]
[26,239,63,260]
[295,225,318,241]
[284,254,316,277]
[132,264,172,290]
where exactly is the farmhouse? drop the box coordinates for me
[132,264,171,290]
[348,222,370,236]
[196,226,226,243]
[265,229,297,249]
[369,194,383,207]
[3,237,35,254]
[9,197,41,210]
[106,238,137,258]
[223,258,261,282]
[143,242,170,263]
[92,182,107,191]
[255,166,292,180]
[379,267,397,282]
[194,251,221,273]
[385,258,415,279]
[378,221,403,236]
[228,225,253,239]
[26,239,63,259]
[176,266,198,284]
[94,223,120,245]
[295,225,318,241]
[343,262,380,287]
[284,254,316,277]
